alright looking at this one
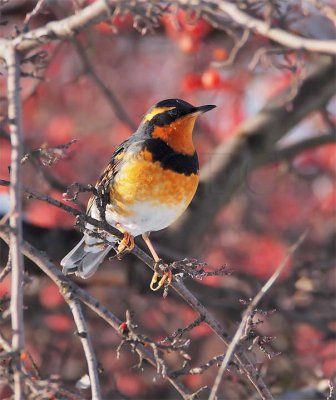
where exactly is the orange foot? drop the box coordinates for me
[117,232,135,254]
[150,261,172,291]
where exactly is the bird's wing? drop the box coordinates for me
[87,137,143,214]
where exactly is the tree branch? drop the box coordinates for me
[267,132,336,163]
[209,232,307,400]
[168,58,336,252]
[0,182,273,399]
[202,0,336,55]
[73,39,137,131]
[0,229,192,400]
[5,44,25,400]
[0,0,112,56]
[65,299,102,400]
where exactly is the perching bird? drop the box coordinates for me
[61,98,216,290]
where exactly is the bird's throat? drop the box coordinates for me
[151,115,196,155]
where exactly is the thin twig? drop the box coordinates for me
[5,45,25,400]
[208,231,307,400]
[23,0,46,28]
[212,28,250,68]
[65,298,102,400]
[0,0,334,58]
[0,181,274,399]
[0,229,192,400]
[73,39,137,131]
[202,0,336,54]
[0,252,11,282]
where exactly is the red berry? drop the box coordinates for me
[183,74,202,91]
[201,68,221,89]
[119,322,128,334]
[178,34,200,54]
[213,48,228,61]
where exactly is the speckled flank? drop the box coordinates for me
[152,114,197,155]
[109,149,199,217]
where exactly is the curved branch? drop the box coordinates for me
[0,182,273,399]
[0,0,111,56]
[269,132,336,163]
[0,229,192,399]
[167,58,336,252]
[202,0,336,55]
[73,39,137,131]
[209,232,307,400]
[0,0,334,60]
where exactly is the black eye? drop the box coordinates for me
[169,108,178,117]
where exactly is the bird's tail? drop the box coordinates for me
[61,238,113,279]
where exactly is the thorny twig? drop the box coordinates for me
[21,139,77,166]
[208,231,307,400]
[0,229,193,399]
[0,182,274,399]
[117,311,191,377]
[63,182,97,202]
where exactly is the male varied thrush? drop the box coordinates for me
[61,98,216,290]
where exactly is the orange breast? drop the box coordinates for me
[110,151,199,216]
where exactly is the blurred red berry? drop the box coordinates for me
[44,314,73,332]
[26,191,75,228]
[95,22,114,34]
[213,47,228,61]
[294,324,324,355]
[162,11,211,41]
[321,341,336,377]
[183,74,202,91]
[201,68,221,89]
[241,236,291,280]
[39,283,64,309]
[178,34,200,54]
[116,373,145,397]
[46,115,74,144]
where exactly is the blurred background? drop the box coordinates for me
[0,1,335,399]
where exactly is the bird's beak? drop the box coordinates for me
[192,104,216,115]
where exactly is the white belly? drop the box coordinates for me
[89,200,186,237]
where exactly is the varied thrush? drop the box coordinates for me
[61,99,216,290]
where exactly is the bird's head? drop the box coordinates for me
[139,99,216,155]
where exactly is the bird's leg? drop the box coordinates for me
[142,233,172,291]
[116,224,135,254]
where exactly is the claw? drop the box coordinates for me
[117,232,135,254]
[150,261,172,291]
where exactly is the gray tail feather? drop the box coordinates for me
[61,238,112,279]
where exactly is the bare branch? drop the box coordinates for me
[0,184,273,399]
[212,28,250,68]
[73,39,137,131]
[5,44,25,400]
[208,232,307,400]
[269,132,336,163]
[0,0,111,56]
[23,0,46,28]
[65,298,102,400]
[168,58,336,252]
[202,1,336,55]
[0,229,192,400]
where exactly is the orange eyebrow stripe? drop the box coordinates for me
[143,106,175,122]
